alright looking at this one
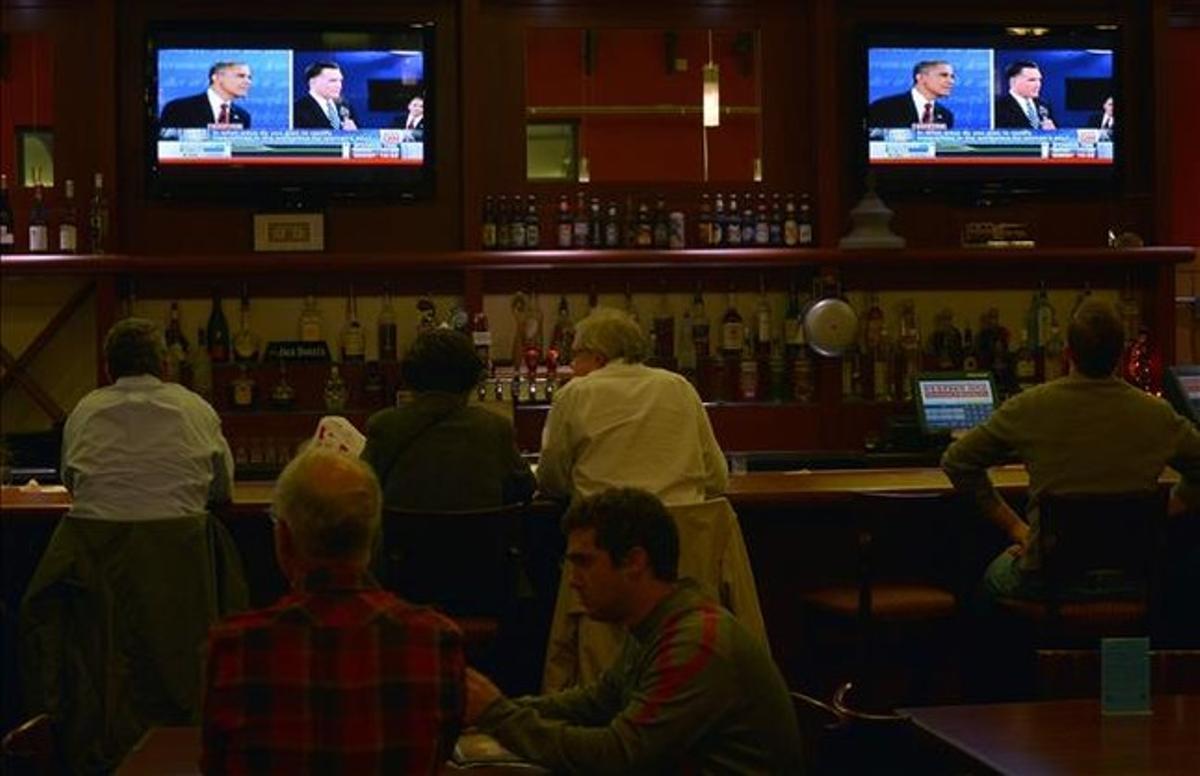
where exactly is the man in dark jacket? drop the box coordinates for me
[868,59,956,129]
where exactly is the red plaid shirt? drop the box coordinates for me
[201,566,465,774]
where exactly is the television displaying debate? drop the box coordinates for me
[866,45,1114,166]
[156,46,427,168]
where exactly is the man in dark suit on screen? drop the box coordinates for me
[868,59,956,129]
[392,95,425,140]
[160,61,253,129]
[995,60,1057,129]
[294,61,359,130]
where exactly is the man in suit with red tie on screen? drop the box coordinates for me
[159,61,253,128]
[868,59,957,128]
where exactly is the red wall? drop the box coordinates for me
[1167,26,1200,246]
[0,32,55,186]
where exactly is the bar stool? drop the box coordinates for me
[798,491,965,708]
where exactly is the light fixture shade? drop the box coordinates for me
[578,155,591,183]
[702,62,720,127]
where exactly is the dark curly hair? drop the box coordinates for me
[400,328,485,394]
[561,487,680,582]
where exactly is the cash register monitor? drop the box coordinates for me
[1163,365,1200,425]
[914,372,998,436]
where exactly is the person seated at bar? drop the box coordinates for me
[362,328,534,511]
[942,298,1200,601]
[465,487,801,774]
[201,447,466,772]
[20,317,247,773]
[537,306,728,505]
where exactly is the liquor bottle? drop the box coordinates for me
[871,325,895,402]
[782,194,798,247]
[233,285,261,363]
[698,193,712,248]
[509,194,527,249]
[862,293,884,398]
[28,185,49,253]
[791,328,815,404]
[230,364,257,409]
[572,191,589,248]
[740,197,755,246]
[270,360,296,410]
[651,288,675,362]
[896,299,921,401]
[725,194,741,246]
[754,193,770,246]
[1042,323,1066,381]
[841,339,863,401]
[604,201,621,248]
[340,287,366,362]
[712,193,726,247]
[549,296,575,365]
[636,201,653,248]
[589,197,603,248]
[962,327,979,371]
[738,332,759,401]
[362,361,386,410]
[691,286,710,360]
[88,172,109,253]
[298,294,324,342]
[377,287,398,361]
[207,290,231,363]
[496,195,511,249]
[481,195,497,249]
[417,292,438,333]
[652,195,669,248]
[525,194,540,249]
[1014,331,1038,391]
[472,309,492,371]
[721,290,744,356]
[783,282,805,359]
[189,328,213,400]
[769,193,783,246]
[164,301,189,382]
[754,279,773,357]
[797,193,814,245]
[0,174,14,250]
[58,179,78,253]
[323,365,348,411]
[556,194,573,249]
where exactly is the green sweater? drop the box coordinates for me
[477,580,802,775]
[942,373,1200,569]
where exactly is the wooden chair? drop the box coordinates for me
[799,492,965,707]
[997,490,1168,644]
[0,714,58,776]
[828,682,919,775]
[789,690,846,776]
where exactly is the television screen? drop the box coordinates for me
[147,23,434,202]
[1164,366,1200,425]
[862,26,1118,183]
[914,373,998,435]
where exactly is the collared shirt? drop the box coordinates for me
[942,372,1200,569]
[201,566,466,775]
[910,87,935,123]
[308,90,339,127]
[62,374,233,521]
[1009,90,1040,127]
[537,360,728,505]
[206,88,230,124]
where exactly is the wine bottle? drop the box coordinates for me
[58,179,78,253]
[28,185,49,253]
[88,172,109,253]
[377,286,398,361]
[207,291,231,363]
[0,174,14,250]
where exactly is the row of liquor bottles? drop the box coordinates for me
[0,173,112,254]
[481,191,814,251]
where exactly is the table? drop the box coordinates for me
[115,726,546,775]
[900,695,1200,775]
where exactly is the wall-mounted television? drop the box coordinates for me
[146,22,434,203]
[860,25,1119,193]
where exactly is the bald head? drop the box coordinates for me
[273,448,382,563]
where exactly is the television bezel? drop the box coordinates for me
[143,20,436,205]
[856,23,1123,198]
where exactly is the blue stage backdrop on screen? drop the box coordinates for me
[868,48,992,129]
[293,50,425,130]
[157,49,292,129]
[994,49,1112,129]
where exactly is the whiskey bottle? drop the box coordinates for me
[377,287,398,361]
[298,294,324,342]
[721,290,744,356]
[0,174,13,250]
[230,364,257,409]
[323,365,348,411]
[270,361,296,410]
[88,172,109,253]
[207,290,231,363]
[525,194,540,249]
[189,328,213,400]
[738,333,759,401]
[28,185,49,253]
[556,194,573,249]
[340,286,366,362]
[797,193,814,245]
[481,195,497,249]
[233,285,261,363]
[58,179,78,253]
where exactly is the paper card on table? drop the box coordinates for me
[312,416,366,457]
[1101,636,1151,715]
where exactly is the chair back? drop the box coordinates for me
[828,682,917,773]
[850,491,965,591]
[379,503,530,617]
[0,714,57,776]
[1036,490,1167,601]
[790,691,845,776]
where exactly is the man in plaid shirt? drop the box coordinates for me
[201,448,465,774]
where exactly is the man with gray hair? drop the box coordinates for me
[943,297,1200,600]
[538,306,727,505]
[202,448,466,771]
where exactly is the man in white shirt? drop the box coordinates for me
[159,61,253,129]
[867,59,957,129]
[995,60,1057,130]
[293,60,359,130]
[537,307,728,506]
[62,317,234,521]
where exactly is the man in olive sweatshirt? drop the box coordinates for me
[465,487,801,775]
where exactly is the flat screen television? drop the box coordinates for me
[860,25,1119,192]
[145,22,434,203]
[1164,365,1200,426]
